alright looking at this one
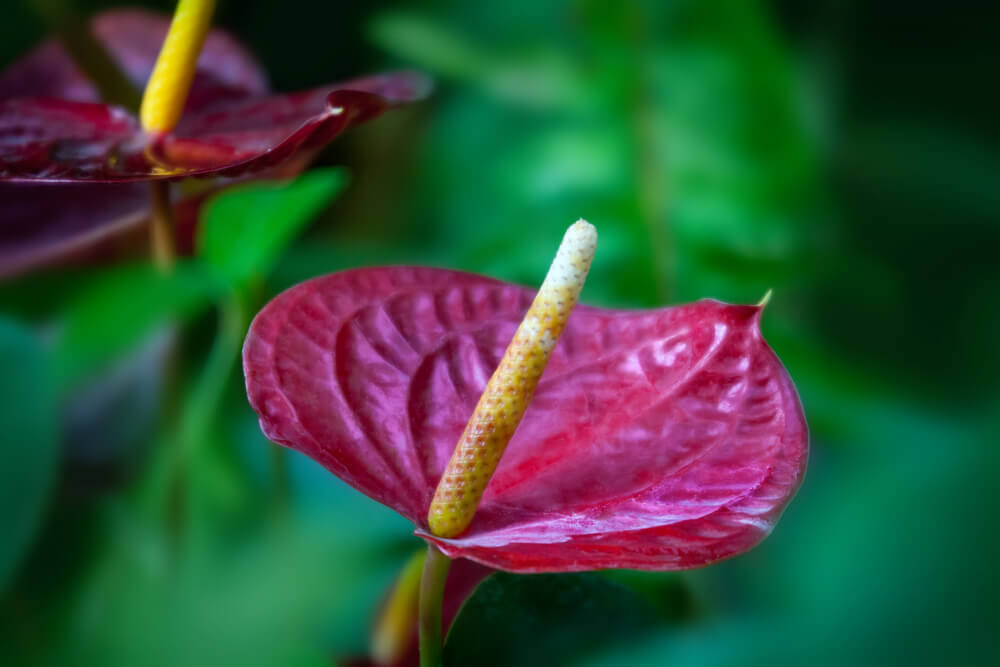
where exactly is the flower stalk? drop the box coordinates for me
[149,180,176,272]
[427,219,597,538]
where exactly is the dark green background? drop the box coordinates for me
[1,1,997,666]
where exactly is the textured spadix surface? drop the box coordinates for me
[0,9,429,182]
[243,268,807,572]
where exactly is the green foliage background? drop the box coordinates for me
[1,1,997,666]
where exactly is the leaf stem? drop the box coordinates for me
[150,181,177,272]
[418,543,452,667]
[177,293,244,470]
[165,292,244,538]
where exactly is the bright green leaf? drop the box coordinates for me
[0,318,59,593]
[198,169,348,290]
[54,261,220,389]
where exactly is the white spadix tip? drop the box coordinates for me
[542,219,597,291]
[569,218,597,243]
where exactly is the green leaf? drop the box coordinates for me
[0,318,59,593]
[372,2,819,309]
[443,572,662,667]
[198,169,348,290]
[53,261,220,389]
[371,13,586,109]
[370,13,490,81]
[3,468,413,667]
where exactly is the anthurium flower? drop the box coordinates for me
[0,9,427,273]
[243,265,808,573]
[0,9,428,182]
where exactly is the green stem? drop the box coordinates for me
[178,294,244,466]
[418,544,452,667]
[165,292,245,537]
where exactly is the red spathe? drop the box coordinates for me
[243,267,808,573]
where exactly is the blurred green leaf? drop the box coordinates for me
[198,169,348,290]
[0,269,96,322]
[444,572,662,667]
[53,262,220,389]
[0,318,59,593]
[3,2,996,666]
[599,570,698,622]
[578,617,780,667]
[2,464,414,667]
[372,12,588,110]
[373,0,819,307]
[371,13,490,81]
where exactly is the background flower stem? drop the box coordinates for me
[149,181,176,272]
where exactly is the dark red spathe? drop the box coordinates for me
[0,10,428,182]
[0,9,427,276]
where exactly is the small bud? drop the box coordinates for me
[428,219,597,538]
[139,0,216,134]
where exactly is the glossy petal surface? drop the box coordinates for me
[0,180,214,278]
[0,71,429,182]
[0,181,146,277]
[243,268,808,573]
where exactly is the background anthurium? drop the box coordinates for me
[0,8,429,182]
[0,9,428,275]
[243,267,808,573]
